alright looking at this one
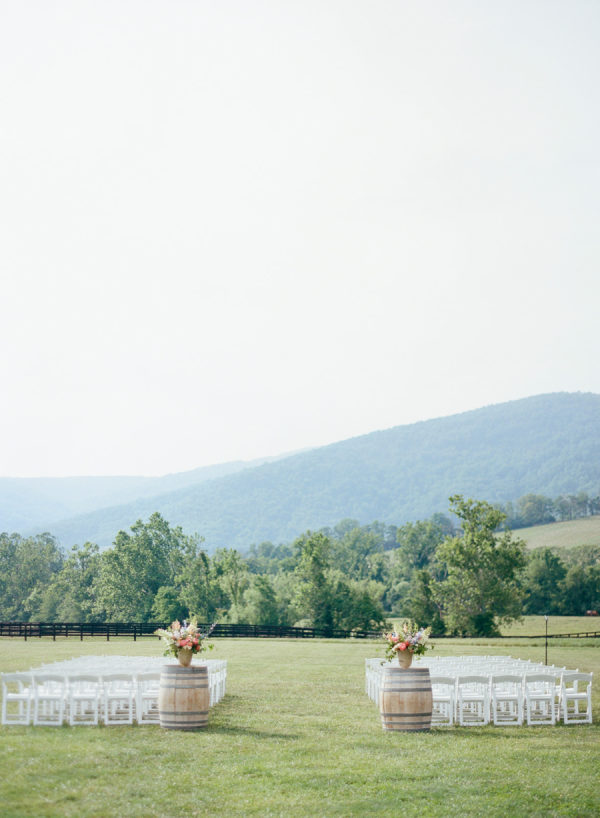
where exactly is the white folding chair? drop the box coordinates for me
[490,674,523,726]
[430,676,455,726]
[524,674,557,725]
[561,672,593,724]
[32,674,67,726]
[103,673,135,725]
[1,673,33,725]
[135,672,160,725]
[456,675,490,726]
[68,674,101,726]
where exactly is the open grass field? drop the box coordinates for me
[1,636,599,818]
[500,616,600,637]
[517,515,600,550]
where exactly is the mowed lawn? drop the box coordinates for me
[1,637,599,818]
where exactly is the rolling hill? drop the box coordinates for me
[516,516,600,550]
[13,391,600,552]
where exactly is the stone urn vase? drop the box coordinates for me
[177,649,193,667]
[396,650,413,669]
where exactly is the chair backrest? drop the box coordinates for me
[457,675,489,687]
[102,673,135,690]
[561,672,592,690]
[491,674,523,688]
[1,672,33,694]
[32,673,66,686]
[524,674,556,692]
[430,676,456,687]
[68,674,101,690]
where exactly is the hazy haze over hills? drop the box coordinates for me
[6,392,599,552]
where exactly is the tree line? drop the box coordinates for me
[1,493,599,636]
[500,491,600,529]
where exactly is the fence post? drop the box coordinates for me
[107,625,110,641]
[53,623,56,641]
[80,624,83,641]
[133,626,136,642]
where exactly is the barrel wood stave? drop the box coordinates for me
[379,667,433,732]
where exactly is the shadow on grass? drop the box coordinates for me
[207,724,300,740]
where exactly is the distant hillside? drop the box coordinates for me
[24,391,600,552]
[0,455,288,533]
[516,516,600,550]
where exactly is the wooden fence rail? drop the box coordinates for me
[1,622,599,642]
[0,622,382,641]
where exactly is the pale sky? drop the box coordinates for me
[1,0,599,478]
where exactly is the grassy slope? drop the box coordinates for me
[502,616,600,636]
[515,515,600,550]
[1,637,599,817]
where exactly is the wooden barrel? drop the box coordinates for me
[158,665,209,730]
[379,666,432,732]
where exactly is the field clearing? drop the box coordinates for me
[1,636,599,817]
[517,515,600,550]
[501,616,600,636]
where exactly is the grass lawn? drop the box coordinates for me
[1,636,599,817]
[501,616,600,637]
[517,516,600,550]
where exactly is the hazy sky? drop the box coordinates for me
[1,0,599,477]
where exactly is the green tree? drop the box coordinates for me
[30,542,102,622]
[213,548,250,609]
[151,586,187,623]
[241,575,280,625]
[433,495,526,636]
[293,532,334,632]
[0,533,63,620]
[175,540,225,622]
[394,519,446,573]
[522,548,566,615]
[402,569,446,635]
[94,513,190,622]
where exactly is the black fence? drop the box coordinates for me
[1,622,599,642]
[0,622,382,641]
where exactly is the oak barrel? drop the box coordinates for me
[158,664,209,730]
[379,666,432,732]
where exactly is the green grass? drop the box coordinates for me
[1,636,599,817]
[517,515,600,550]
[501,616,600,637]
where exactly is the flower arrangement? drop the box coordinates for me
[154,618,215,659]
[383,620,432,663]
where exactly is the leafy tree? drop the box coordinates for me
[241,575,281,625]
[151,586,187,623]
[293,532,334,632]
[213,548,249,608]
[330,527,384,581]
[30,542,102,622]
[175,539,225,622]
[394,519,446,573]
[517,494,555,528]
[94,513,190,622]
[561,565,600,614]
[0,533,63,620]
[522,548,566,615]
[401,569,445,635]
[433,495,526,636]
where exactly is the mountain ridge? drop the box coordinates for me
[12,391,599,552]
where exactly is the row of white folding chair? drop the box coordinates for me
[433,672,593,727]
[1,671,161,726]
[33,657,227,707]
